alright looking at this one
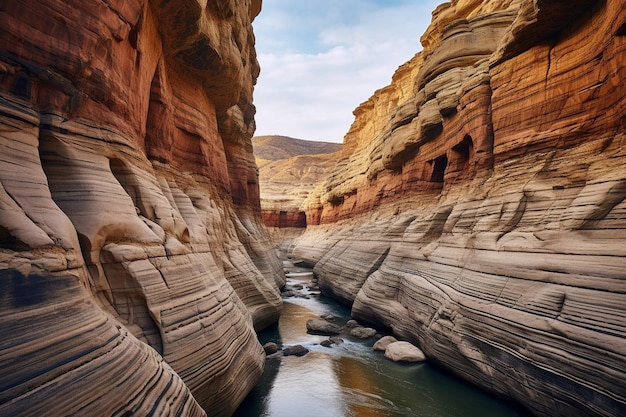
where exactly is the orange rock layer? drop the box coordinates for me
[0,1,281,417]
[292,1,626,416]
[253,135,343,229]
[261,209,307,228]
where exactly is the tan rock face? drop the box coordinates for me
[253,135,342,228]
[290,1,626,416]
[0,1,283,416]
[384,341,426,363]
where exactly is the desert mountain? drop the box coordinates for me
[253,135,342,161]
[253,135,342,227]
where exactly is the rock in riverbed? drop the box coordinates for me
[320,336,344,347]
[263,342,279,355]
[283,345,309,357]
[321,313,336,322]
[373,336,398,351]
[384,342,426,363]
[350,326,377,339]
[306,318,342,335]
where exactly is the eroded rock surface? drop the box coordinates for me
[0,1,281,416]
[290,1,626,416]
[373,335,398,351]
[384,341,426,363]
[253,135,342,228]
[306,318,342,335]
[253,135,342,251]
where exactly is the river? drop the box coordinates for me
[234,262,527,417]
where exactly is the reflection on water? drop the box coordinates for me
[268,352,344,417]
[275,301,326,344]
[234,273,526,417]
[334,356,394,417]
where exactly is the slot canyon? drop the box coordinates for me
[1,1,625,417]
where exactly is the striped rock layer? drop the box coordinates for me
[292,1,626,416]
[0,1,282,416]
[253,135,342,229]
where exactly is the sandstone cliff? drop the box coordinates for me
[291,1,626,416]
[0,1,283,416]
[253,135,342,229]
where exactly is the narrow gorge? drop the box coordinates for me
[261,1,626,417]
[0,1,624,417]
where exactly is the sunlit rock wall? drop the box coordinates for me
[253,135,342,228]
[0,1,282,416]
[292,1,626,416]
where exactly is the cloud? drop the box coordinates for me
[252,0,442,142]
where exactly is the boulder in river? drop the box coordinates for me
[350,326,377,339]
[320,336,344,347]
[373,336,398,351]
[306,318,342,335]
[283,345,309,357]
[384,341,426,362]
[263,342,279,355]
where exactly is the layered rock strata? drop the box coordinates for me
[253,135,341,250]
[254,135,342,228]
[0,1,282,416]
[292,1,626,416]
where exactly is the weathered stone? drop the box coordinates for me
[321,313,336,322]
[384,342,426,363]
[306,318,342,335]
[329,336,344,345]
[320,339,333,348]
[283,345,309,357]
[263,342,279,355]
[349,326,377,339]
[373,336,398,351]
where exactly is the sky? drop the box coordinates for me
[251,0,443,143]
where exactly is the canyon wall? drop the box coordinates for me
[0,1,283,416]
[254,135,341,242]
[292,0,626,416]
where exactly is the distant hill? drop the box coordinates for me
[253,135,343,223]
[252,135,342,162]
